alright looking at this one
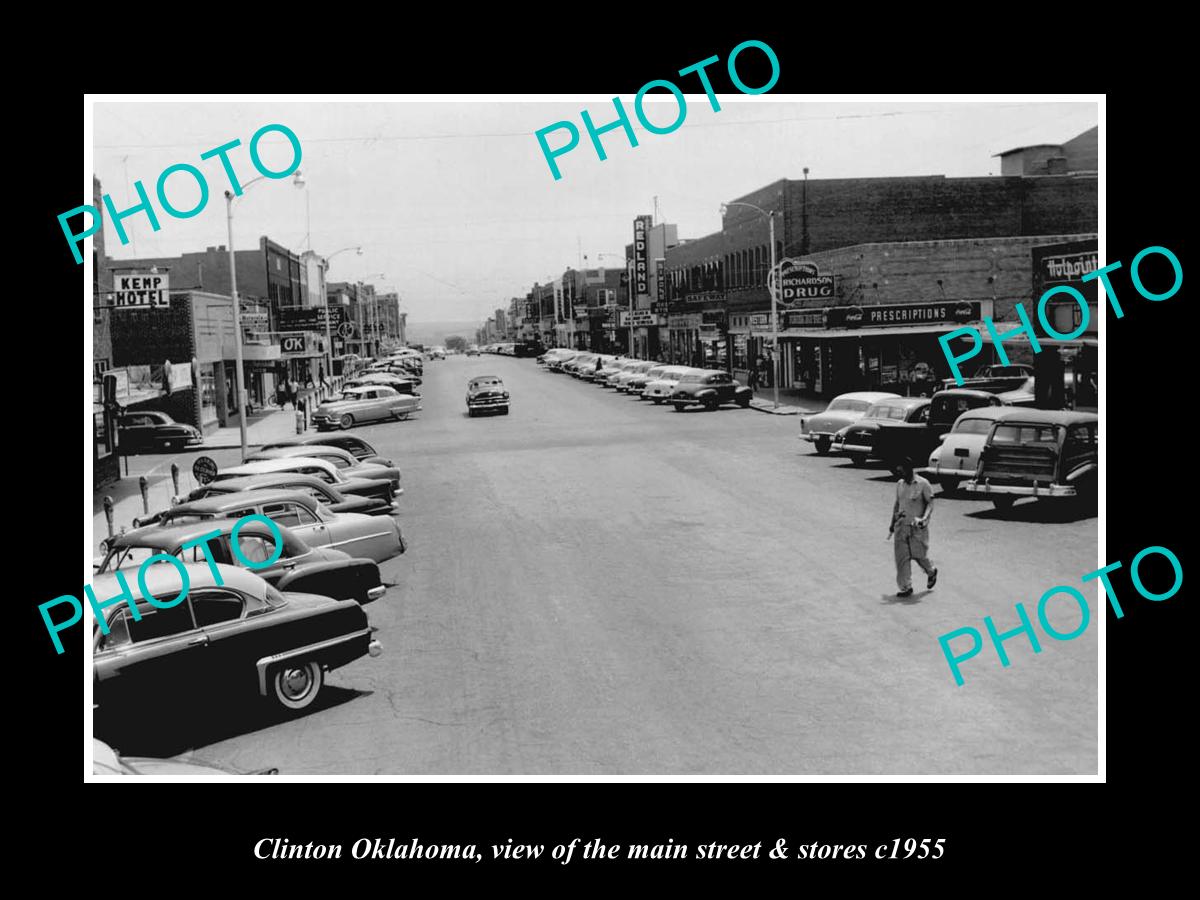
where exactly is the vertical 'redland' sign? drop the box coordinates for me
[634,215,652,298]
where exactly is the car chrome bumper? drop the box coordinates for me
[366,585,386,601]
[840,442,873,455]
[368,639,383,658]
[802,432,833,443]
[963,481,1076,498]
[468,400,509,408]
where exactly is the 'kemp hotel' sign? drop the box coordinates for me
[110,272,170,309]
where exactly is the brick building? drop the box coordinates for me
[662,157,1098,397]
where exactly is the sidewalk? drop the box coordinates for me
[203,378,346,449]
[747,390,826,416]
[92,377,351,555]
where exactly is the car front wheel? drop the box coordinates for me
[814,437,831,456]
[340,414,354,429]
[850,453,867,467]
[673,402,687,412]
[737,396,750,408]
[271,660,323,711]
[991,496,1016,511]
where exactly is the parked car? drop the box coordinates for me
[159,489,406,563]
[593,357,631,385]
[117,411,203,453]
[428,346,446,360]
[547,351,583,372]
[466,346,480,357]
[643,366,701,404]
[870,388,1007,468]
[96,518,387,605]
[93,564,382,715]
[611,360,658,391]
[799,391,900,455]
[467,375,510,416]
[562,353,599,377]
[260,434,392,467]
[345,373,420,394]
[538,348,574,367]
[245,445,401,494]
[174,473,392,516]
[919,406,1023,493]
[963,409,1099,509]
[312,386,421,430]
[626,364,670,396]
[212,457,395,505]
[671,369,753,411]
[832,397,932,465]
[93,738,279,776]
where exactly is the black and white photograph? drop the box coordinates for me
[77,95,1109,779]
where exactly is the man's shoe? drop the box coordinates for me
[896,587,914,598]
[927,568,939,590]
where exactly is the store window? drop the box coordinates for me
[94,410,112,459]
[199,367,217,425]
[732,334,749,370]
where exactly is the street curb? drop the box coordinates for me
[747,403,804,415]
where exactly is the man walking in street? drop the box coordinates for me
[319,363,331,396]
[747,363,760,394]
[888,456,938,597]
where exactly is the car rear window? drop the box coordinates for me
[679,374,702,383]
[952,417,993,435]
[867,404,906,420]
[828,399,870,413]
[992,424,1060,444]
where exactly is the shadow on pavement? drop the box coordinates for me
[95,685,370,758]
[880,590,933,605]
[965,499,1097,524]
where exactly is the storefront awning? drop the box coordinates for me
[779,324,980,339]
[972,329,1098,349]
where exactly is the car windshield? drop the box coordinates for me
[101,544,167,572]
[992,424,1061,444]
[953,417,994,435]
[472,380,502,388]
[866,404,907,420]
[827,399,870,413]
[645,368,666,379]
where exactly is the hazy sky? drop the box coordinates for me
[93,99,1097,323]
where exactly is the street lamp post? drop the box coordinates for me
[721,200,779,409]
[224,170,305,456]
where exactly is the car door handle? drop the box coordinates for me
[188,636,208,646]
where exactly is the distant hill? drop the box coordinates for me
[405,322,481,347]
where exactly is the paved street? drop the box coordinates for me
[104,355,1097,775]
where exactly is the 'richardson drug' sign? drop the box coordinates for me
[112,272,170,309]
[770,259,835,304]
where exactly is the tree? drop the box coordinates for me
[444,335,468,353]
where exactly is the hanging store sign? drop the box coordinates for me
[111,272,170,309]
[769,259,835,305]
[633,215,652,297]
[782,300,982,330]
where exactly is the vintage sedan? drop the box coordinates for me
[97,518,387,605]
[261,434,392,467]
[176,473,392,516]
[626,364,669,396]
[964,409,1099,509]
[799,391,901,455]
[671,370,753,411]
[466,346,481,357]
[920,406,1021,493]
[93,738,278,776]
[832,397,932,465]
[562,353,599,377]
[117,411,203,453]
[311,386,421,431]
[245,445,401,494]
[466,375,510,416]
[593,358,632,385]
[159,489,406,563]
[93,564,382,716]
[212,457,394,505]
[643,366,700,404]
[610,360,657,391]
[870,388,1007,468]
